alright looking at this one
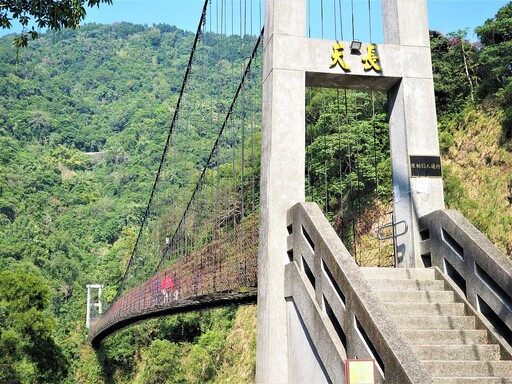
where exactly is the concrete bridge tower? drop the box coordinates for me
[257,0,444,382]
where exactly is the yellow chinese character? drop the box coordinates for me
[330,43,350,70]
[362,44,382,72]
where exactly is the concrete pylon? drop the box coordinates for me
[383,0,445,267]
[257,1,306,382]
[257,0,444,382]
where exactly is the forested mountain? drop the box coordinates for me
[0,22,258,383]
[0,2,511,382]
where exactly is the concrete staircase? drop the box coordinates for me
[361,267,512,383]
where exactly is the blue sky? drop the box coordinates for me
[426,0,509,39]
[0,0,509,42]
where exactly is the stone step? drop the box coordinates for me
[412,344,501,361]
[422,360,512,378]
[433,377,512,384]
[402,330,489,345]
[394,315,475,330]
[361,269,512,382]
[366,278,445,291]
[384,302,466,316]
[376,289,455,303]
[361,267,436,280]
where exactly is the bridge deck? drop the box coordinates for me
[89,288,257,347]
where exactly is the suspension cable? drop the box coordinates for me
[368,0,372,42]
[307,0,311,38]
[351,0,355,40]
[354,93,362,265]
[305,88,312,201]
[320,0,324,39]
[155,29,264,273]
[336,89,344,238]
[333,0,337,42]
[323,91,328,212]
[370,91,383,266]
[114,0,210,302]
[339,0,344,41]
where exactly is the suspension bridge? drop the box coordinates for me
[87,0,512,382]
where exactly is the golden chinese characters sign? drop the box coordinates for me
[362,45,382,72]
[330,43,351,70]
[329,43,382,72]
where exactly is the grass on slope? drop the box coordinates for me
[440,104,512,258]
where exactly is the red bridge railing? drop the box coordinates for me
[89,217,258,345]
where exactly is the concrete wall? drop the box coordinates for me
[419,209,512,349]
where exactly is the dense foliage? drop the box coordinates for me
[429,2,512,255]
[476,2,512,135]
[0,264,68,383]
[305,88,393,258]
[0,22,258,382]
[1,0,112,46]
[431,2,512,134]
[0,2,511,382]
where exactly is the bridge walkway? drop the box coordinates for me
[88,217,258,346]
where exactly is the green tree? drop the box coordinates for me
[0,264,69,383]
[1,0,113,47]
[140,339,185,384]
[475,2,512,133]
[429,30,479,117]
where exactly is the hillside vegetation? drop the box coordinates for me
[429,3,512,256]
[0,2,511,382]
[442,105,512,255]
[0,22,259,383]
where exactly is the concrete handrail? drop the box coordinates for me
[419,209,512,346]
[285,202,432,383]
